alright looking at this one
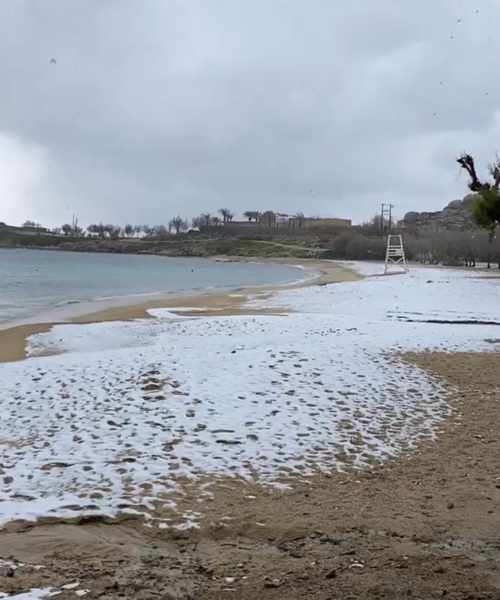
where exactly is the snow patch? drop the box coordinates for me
[0,263,498,527]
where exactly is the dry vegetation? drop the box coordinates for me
[2,221,500,267]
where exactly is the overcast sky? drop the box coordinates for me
[1,1,500,227]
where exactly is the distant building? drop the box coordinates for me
[259,211,304,230]
[223,211,351,233]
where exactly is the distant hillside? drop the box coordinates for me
[0,230,325,259]
[401,194,479,231]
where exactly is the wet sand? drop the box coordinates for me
[0,323,55,363]
[0,259,359,363]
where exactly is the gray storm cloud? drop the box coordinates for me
[0,1,499,227]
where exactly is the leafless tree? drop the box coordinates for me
[219,208,234,223]
[153,224,169,239]
[168,216,188,234]
[244,210,261,222]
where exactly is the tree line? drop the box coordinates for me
[323,228,500,268]
[53,208,236,239]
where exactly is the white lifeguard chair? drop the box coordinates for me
[384,234,409,274]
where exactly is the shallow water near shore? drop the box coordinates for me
[0,248,305,326]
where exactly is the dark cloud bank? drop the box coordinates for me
[1,1,499,227]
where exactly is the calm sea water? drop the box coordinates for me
[0,249,305,325]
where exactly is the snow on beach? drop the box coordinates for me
[0,262,499,528]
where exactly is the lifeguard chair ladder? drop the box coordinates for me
[384,234,409,274]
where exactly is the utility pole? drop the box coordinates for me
[380,203,394,234]
[71,214,79,234]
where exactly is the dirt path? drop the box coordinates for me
[252,240,323,255]
[0,351,499,598]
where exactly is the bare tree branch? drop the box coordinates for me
[457,153,483,191]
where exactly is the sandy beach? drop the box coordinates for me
[0,260,498,599]
[0,258,359,363]
[1,351,499,599]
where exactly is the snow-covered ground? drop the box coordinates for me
[0,590,54,600]
[0,262,498,528]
